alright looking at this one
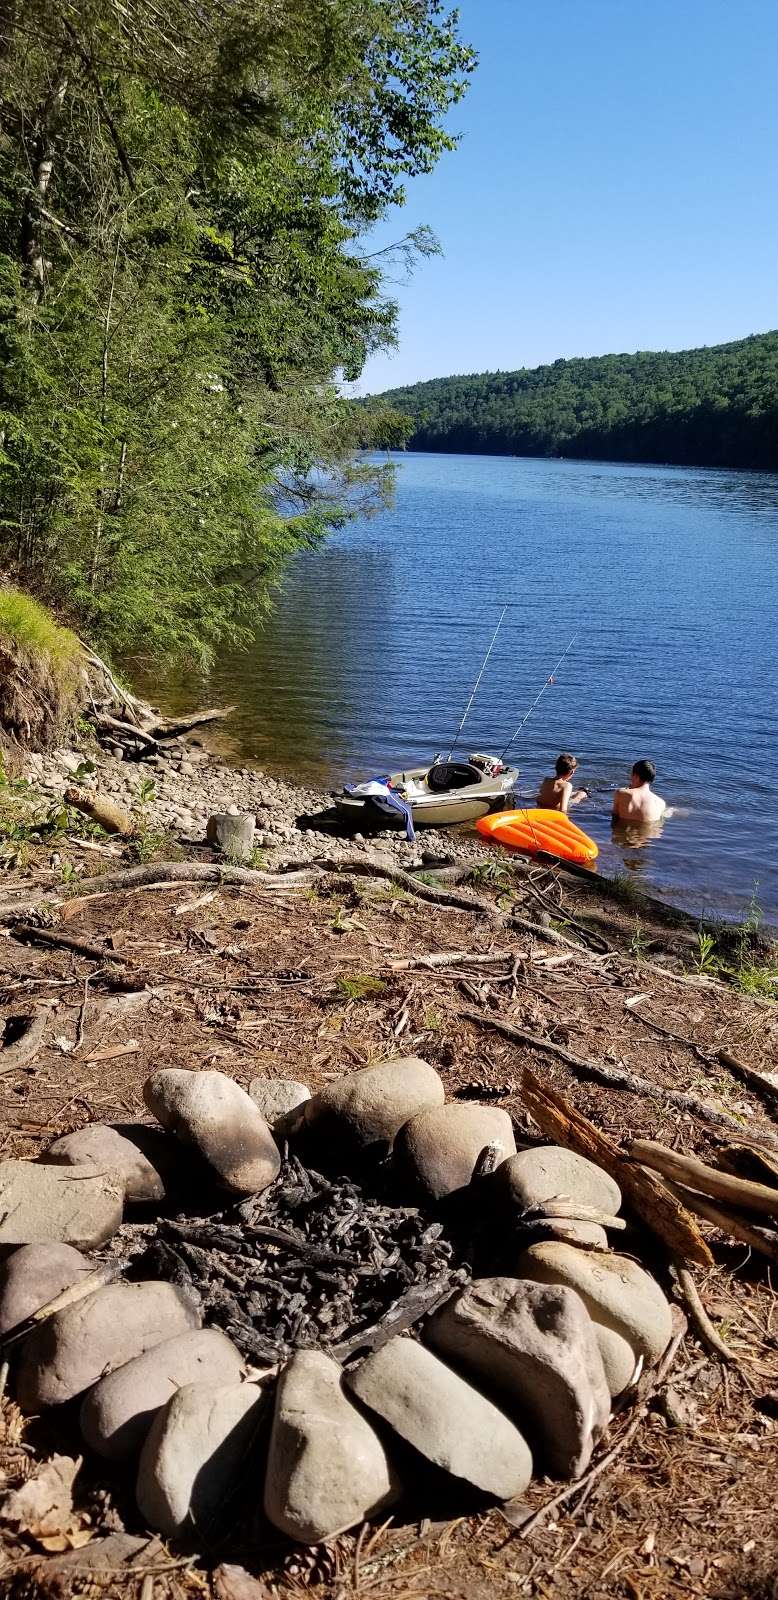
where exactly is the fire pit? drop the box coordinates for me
[0,1057,677,1555]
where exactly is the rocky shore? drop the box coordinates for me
[20,733,491,870]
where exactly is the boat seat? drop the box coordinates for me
[426,761,478,792]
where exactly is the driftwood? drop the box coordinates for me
[661,1177,778,1263]
[460,1006,778,1150]
[145,705,236,739]
[521,1069,713,1266]
[628,1138,778,1218]
[94,713,159,753]
[12,925,131,964]
[0,1008,48,1074]
[64,787,137,837]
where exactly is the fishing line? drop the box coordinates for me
[446,604,508,760]
[500,633,578,761]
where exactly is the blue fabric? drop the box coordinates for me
[344,778,416,842]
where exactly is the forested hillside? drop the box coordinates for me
[0,1,473,664]
[367,334,778,469]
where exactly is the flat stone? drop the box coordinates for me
[137,1381,264,1538]
[248,1079,310,1130]
[494,1147,621,1216]
[531,1220,609,1249]
[428,1276,610,1480]
[0,1244,93,1336]
[42,1124,168,1204]
[143,1069,280,1194]
[264,1351,399,1543]
[346,1335,532,1500]
[395,1104,516,1199]
[516,1243,673,1364]
[80,1328,244,1459]
[301,1057,444,1160]
[17,1280,200,1411]
[0,1161,123,1250]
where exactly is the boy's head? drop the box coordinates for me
[631,759,656,787]
[555,752,578,778]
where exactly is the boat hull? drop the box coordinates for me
[334,762,519,830]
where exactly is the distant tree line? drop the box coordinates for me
[364,333,778,470]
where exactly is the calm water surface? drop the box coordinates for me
[153,454,778,921]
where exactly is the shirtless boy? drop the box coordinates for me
[612,759,666,824]
[537,753,588,814]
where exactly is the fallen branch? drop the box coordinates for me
[145,705,236,739]
[521,1070,713,1266]
[628,1138,778,1218]
[93,712,159,753]
[718,1049,778,1112]
[661,1177,778,1263]
[460,1007,778,1149]
[672,1263,740,1365]
[312,857,579,946]
[12,926,132,964]
[0,1008,48,1075]
[511,1308,687,1538]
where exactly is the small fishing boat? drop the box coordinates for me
[334,754,519,831]
[477,807,599,864]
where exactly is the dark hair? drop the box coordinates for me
[555,752,577,777]
[632,759,656,784]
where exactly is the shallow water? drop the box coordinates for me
[146,452,778,921]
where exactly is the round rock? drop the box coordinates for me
[494,1147,621,1216]
[137,1381,265,1538]
[16,1280,200,1411]
[395,1103,516,1199]
[301,1056,444,1160]
[80,1328,244,1459]
[516,1242,673,1364]
[346,1335,532,1500]
[428,1275,610,1480]
[143,1069,280,1194]
[264,1350,400,1543]
[248,1079,310,1130]
[42,1124,169,1204]
[0,1244,92,1337]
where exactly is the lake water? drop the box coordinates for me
[151,453,778,922]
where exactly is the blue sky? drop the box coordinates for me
[357,0,778,393]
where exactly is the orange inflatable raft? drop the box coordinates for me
[476,808,599,864]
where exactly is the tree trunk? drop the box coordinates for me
[20,70,68,294]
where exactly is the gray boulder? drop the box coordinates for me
[0,1244,92,1336]
[248,1079,310,1131]
[301,1057,444,1160]
[494,1147,621,1217]
[42,1124,168,1204]
[395,1104,516,1199]
[206,813,255,861]
[143,1069,280,1194]
[346,1335,532,1500]
[516,1243,672,1364]
[0,1161,123,1250]
[17,1280,200,1411]
[80,1328,244,1459]
[596,1325,641,1397]
[264,1351,399,1543]
[428,1276,610,1480]
[137,1381,265,1538]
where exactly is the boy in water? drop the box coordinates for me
[612,759,666,824]
[537,752,588,814]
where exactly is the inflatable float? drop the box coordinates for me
[476,807,599,864]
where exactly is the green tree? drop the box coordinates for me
[0,0,475,663]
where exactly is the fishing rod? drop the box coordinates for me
[500,633,578,760]
[446,604,508,761]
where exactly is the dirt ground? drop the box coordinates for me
[0,843,777,1600]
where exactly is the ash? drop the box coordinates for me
[142,1156,468,1365]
